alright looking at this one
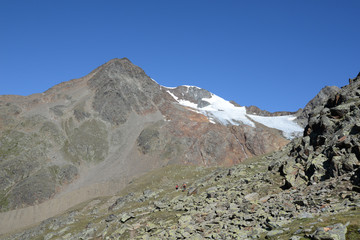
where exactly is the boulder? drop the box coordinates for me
[120,212,134,223]
[311,223,348,240]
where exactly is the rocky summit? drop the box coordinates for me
[1,59,359,239]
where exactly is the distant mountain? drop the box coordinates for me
[0,58,305,232]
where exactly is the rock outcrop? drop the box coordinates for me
[295,86,340,127]
[246,105,297,117]
[272,73,360,189]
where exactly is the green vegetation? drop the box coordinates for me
[62,119,109,163]
[48,165,60,180]
[137,127,160,154]
[0,190,9,212]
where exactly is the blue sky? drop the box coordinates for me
[0,1,359,112]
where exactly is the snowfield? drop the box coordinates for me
[247,114,303,139]
[166,86,303,139]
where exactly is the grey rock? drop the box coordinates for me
[145,222,157,232]
[105,214,117,222]
[298,212,314,219]
[296,86,340,127]
[244,192,259,202]
[178,215,193,227]
[108,193,134,211]
[120,212,134,223]
[154,201,167,209]
[143,189,155,198]
[311,223,348,240]
[266,229,284,238]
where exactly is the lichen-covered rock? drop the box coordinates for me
[277,73,360,189]
[311,223,348,240]
[120,212,134,223]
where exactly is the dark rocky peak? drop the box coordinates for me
[102,58,146,78]
[246,105,271,116]
[229,100,241,107]
[88,58,157,89]
[87,58,162,125]
[271,73,360,189]
[167,86,212,108]
[348,71,360,85]
[295,85,340,127]
[325,73,360,109]
[245,105,296,117]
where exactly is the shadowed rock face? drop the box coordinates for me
[245,105,297,116]
[0,58,289,212]
[270,73,360,189]
[295,85,341,127]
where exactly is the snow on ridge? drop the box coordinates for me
[162,86,176,89]
[168,90,255,127]
[178,99,198,109]
[182,85,202,89]
[166,90,198,108]
[247,114,303,139]
[166,88,303,139]
[200,94,255,127]
[166,90,179,101]
[162,85,202,90]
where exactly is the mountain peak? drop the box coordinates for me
[101,57,137,72]
[89,57,150,87]
[107,57,132,64]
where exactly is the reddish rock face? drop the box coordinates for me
[0,58,290,211]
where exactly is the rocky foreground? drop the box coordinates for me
[3,73,360,240]
[3,154,359,240]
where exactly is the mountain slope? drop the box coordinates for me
[3,73,359,240]
[0,58,303,234]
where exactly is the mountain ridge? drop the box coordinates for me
[0,58,339,236]
[2,72,358,240]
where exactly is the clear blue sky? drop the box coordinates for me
[1,1,359,112]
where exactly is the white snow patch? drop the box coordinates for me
[247,114,303,139]
[166,90,179,101]
[182,85,202,89]
[208,118,216,124]
[162,86,176,89]
[178,99,198,109]
[166,88,303,139]
[167,90,200,109]
[199,95,255,127]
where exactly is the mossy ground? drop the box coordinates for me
[4,152,359,239]
[24,164,218,239]
[263,207,360,240]
[0,191,9,212]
